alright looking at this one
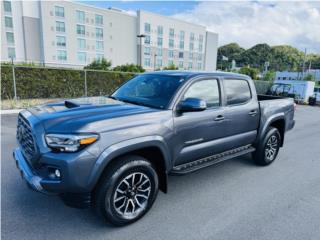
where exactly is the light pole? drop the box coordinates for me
[137,34,146,67]
[154,53,157,70]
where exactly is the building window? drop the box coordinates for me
[179,52,184,59]
[169,39,174,48]
[96,41,104,51]
[76,10,85,23]
[96,54,104,61]
[199,43,203,52]
[189,42,194,51]
[55,6,64,17]
[190,32,194,41]
[157,48,162,56]
[77,38,86,50]
[95,14,103,25]
[144,58,151,67]
[76,24,85,35]
[144,47,150,56]
[189,52,193,59]
[199,34,204,42]
[6,32,14,44]
[198,53,202,61]
[157,37,163,47]
[168,60,174,66]
[197,63,202,70]
[56,21,65,32]
[4,1,11,13]
[144,35,150,44]
[57,50,67,61]
[144,23,150,33]
[5,17,13,28]
[156,58,162,67]
[179,61,183,69]
[168,50,174,58]
[96,28,103,39]
[179,41,184,50]
[169,28,174,38]
[188,62,193,70]
[7,47,15,59]
[180,31,185,40]
[77,52,87,63]
[56,36,66,47]
[157,26,163,35]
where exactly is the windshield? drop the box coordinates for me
[111,74,186,109]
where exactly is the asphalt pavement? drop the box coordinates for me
[1,105,320,240]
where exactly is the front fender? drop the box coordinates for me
[87,135,170,190]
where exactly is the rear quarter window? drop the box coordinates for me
[224,79,251,105]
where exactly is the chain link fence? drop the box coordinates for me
[1,63,273,108]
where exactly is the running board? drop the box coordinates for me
[171,145,255,175]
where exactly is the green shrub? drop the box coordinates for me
[1,65,135,99]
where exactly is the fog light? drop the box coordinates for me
[54,169,61,178]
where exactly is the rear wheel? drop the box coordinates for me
[94,155,159,226]
[253,127,281,166]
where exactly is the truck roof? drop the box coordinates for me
[142,71,251,80]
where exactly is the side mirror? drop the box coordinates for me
[178,98,207,113]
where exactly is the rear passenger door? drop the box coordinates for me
[222,79,260,148]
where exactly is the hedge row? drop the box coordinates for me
[1,65,271,100]
[1,65,135,100]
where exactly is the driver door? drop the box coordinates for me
[172,78,228,166]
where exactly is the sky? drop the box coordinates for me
[81,1,320,54]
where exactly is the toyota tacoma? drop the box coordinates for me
[13,71,295,226]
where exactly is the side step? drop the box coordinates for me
[170,145,255,175]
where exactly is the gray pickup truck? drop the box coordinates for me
[14,71,295,226]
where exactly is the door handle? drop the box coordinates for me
[249,110,258,116]
[214,115,225,121]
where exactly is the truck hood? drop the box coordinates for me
[28,96,160,132]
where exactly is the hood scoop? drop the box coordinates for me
[65,100,80,108]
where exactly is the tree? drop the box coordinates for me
[85,58,112,70]
[239,67,259,80]
[270,45,304,71]
[262,71,275,81]
[163,64,178,70]
[113,64,145,73]
[217,43,245,70]
[241,44,273,71]
[304,74,315,81]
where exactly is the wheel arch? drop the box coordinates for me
[259,114,286,147]
[89,136,170,193]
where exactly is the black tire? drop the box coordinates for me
[93,155,159,226]
[253,127,281,166]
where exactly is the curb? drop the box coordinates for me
[0,109,23,115]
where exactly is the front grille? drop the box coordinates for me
[17,114,36,160]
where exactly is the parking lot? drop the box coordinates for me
[1,105,320,240]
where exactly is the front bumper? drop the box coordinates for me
[13,148,58,194]
[13,148,91,208]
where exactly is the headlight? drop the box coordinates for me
[45,133,99,152]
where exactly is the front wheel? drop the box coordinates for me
[253,127,281,166]
[94,155,159,226]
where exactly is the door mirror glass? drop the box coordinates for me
[178,98,207,112]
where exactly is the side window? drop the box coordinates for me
[184,79,220,108]
[224,79,251,105]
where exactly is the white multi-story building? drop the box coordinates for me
[1,0,218,71]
